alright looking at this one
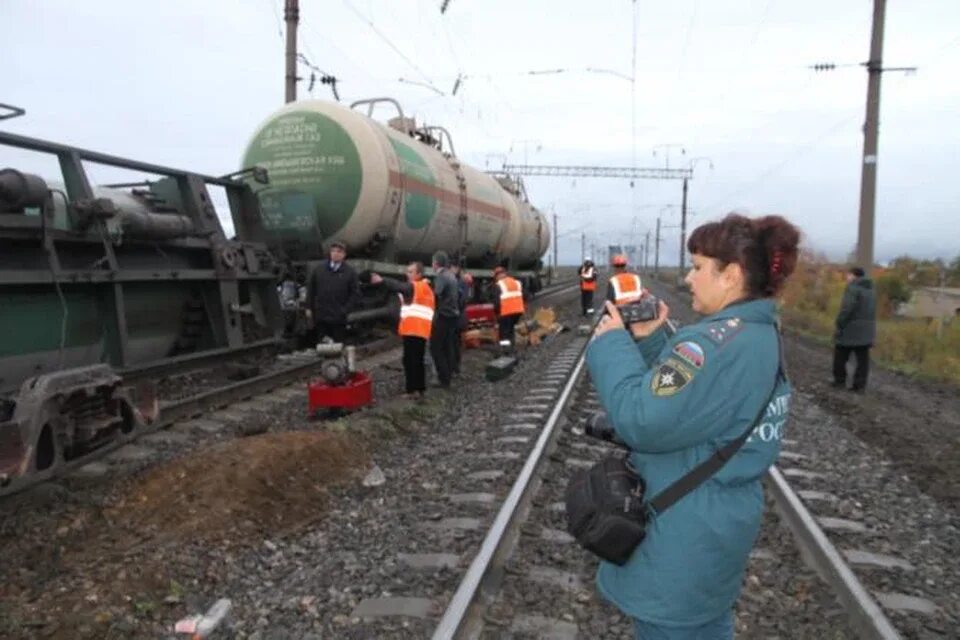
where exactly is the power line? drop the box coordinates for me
[266,0,284,38]
[297,53,340,101]
[341,0,441,93]
[677,0,700,81]
[494,164,692,180]
[702,113,858,213]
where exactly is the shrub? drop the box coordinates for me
[779,257,960,387]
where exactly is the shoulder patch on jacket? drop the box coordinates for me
[702,317,745,346]
[672,340,705,369]
[651,358,696,396]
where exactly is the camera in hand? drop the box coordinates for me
[582,411,627,447]
[615,296,659,325]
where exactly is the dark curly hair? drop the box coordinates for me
[687,213,801,297]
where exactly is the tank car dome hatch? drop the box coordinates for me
[240,99,549,270]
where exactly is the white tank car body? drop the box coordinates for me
[242,100,549,268]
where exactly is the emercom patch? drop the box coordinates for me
[651,358,696,397]
[704,317,745,346]
[672,341,705,369]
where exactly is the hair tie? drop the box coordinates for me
[770,250,783,277]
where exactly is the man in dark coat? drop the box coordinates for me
[429,251,460,388]
[833,266,877,392]
[450,259,472,376]
[305,240,361,345]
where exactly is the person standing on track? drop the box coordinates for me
[578,258,598,315]
[492,266,525,348]
[304,240,360,345]
[607,254,643,305]
[430,251,459,388]
[370,263,434,398]
[587,213,800,639]
[451,259,472,376]
[832,266,877,393]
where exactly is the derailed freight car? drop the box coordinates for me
[236,98,550,301]
[0,129,283,491]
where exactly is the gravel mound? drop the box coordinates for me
[111,431,366,542]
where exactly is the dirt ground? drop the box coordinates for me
[782,331,960,513]
[0,387,447,639]
[0,431,367,638]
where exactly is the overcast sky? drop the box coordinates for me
[3,0,958,266]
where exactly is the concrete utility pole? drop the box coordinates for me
[855,0,886,271]
[581,232,586,264]
[284,0,299,103]
[644,231,651,272]
[654,217,662,276]
[680,177,689,279]
[552,212,558,275]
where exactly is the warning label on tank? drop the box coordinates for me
[243,112,362,237]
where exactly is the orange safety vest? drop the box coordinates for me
[497,276,525,317]
[398,279,435,339]
[580,267,597,291]
[610,272,642,305]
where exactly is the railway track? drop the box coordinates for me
[419,278,951,638]
[8,280,945,638]
[0,281,579,500]
[425,324,894,638]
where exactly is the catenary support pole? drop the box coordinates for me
[855,0,886,270]
[284,0,299,103]
[679,177,689,282]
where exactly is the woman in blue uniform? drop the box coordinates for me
[586,213,801,639]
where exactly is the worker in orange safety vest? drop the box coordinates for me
[578,258,598,316]
[606,254,643,306]
[492,266,525,348]
[370,262,435,397]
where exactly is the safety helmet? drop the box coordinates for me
[612,254,627,267]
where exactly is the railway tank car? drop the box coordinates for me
[237,98,550,279]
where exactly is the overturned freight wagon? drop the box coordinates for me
[0,130,283,491]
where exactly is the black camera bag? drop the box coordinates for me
[564,454,648,565]
[565,331,785,566]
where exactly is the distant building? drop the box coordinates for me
[899,287,960,319]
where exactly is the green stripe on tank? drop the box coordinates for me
[389,139,438,230]
[243,111,362,238]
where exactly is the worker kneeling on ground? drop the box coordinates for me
[370,263,434,398]
[492,266,524,348]
[579,258,598,316]
[607,254,642,306]
[585,213,800,639]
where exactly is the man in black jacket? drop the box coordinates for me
[430,251,459,388]
[305,240,361,345]
[833,266,877,392]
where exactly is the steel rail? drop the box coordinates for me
[644,280,900,638]
[767,467,901,639]
[0,337,398,498]
[432,340,589,639]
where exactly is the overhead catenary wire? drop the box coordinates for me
[702,113,859,214]
[341,0,442,94]
[266,0,284,39]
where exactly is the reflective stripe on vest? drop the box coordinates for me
[498,277,524,316]
[611,273,642,305]
[399,279,435,339]
[580,267,597,291]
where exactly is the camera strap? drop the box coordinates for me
[645,325,787,517]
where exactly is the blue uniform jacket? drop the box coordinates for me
[585,298,791,627]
